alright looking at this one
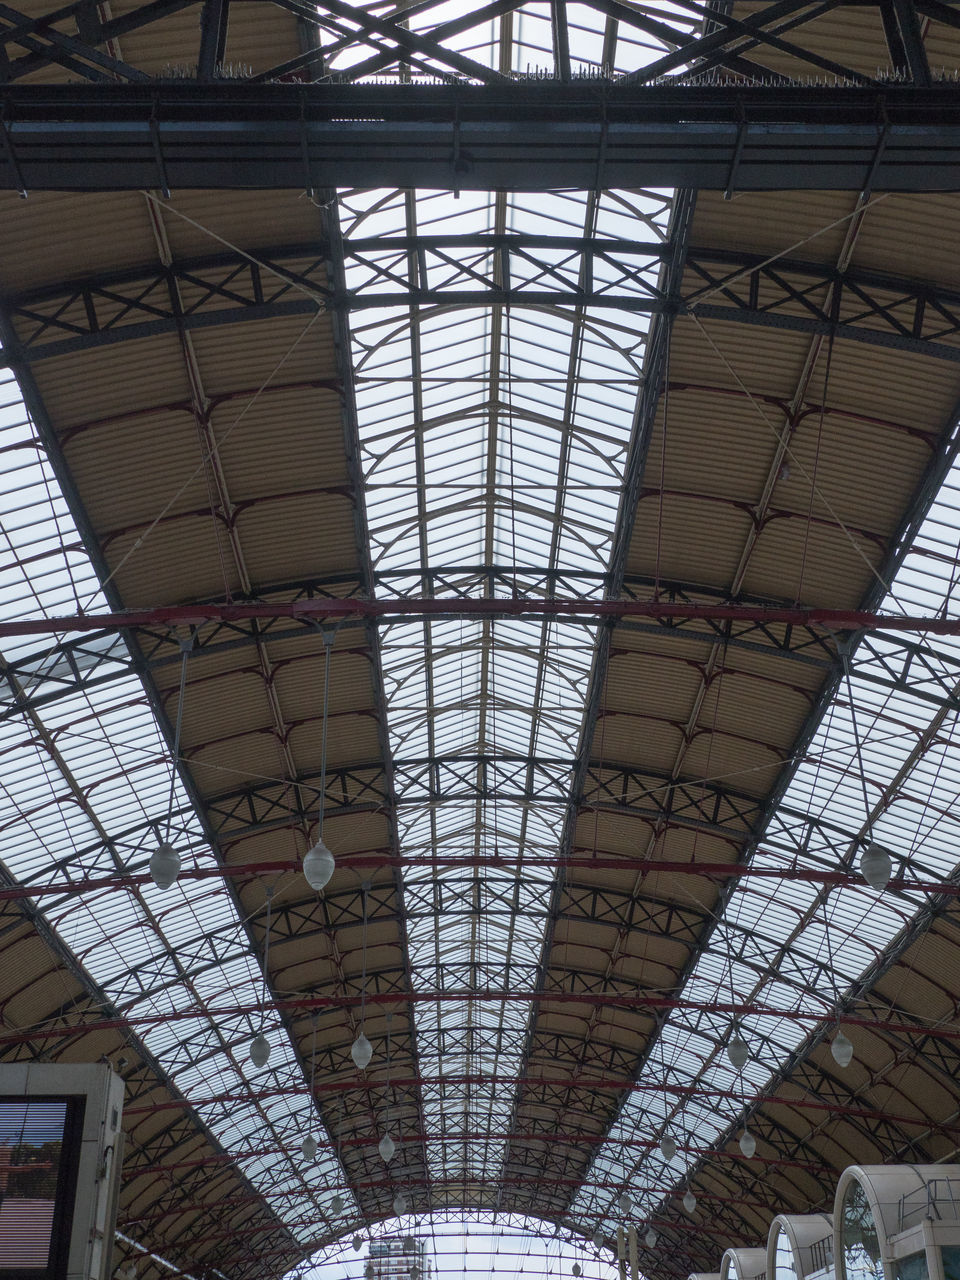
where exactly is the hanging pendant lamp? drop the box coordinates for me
[739,1130,756,1158]
[593,1234,604,1250]
[572,1266,582,1277]
[843,650,888,894]
[300,1014,320,1160]
[147,645,191,890]
[304,839,335,891]
[860,843,891,891]
[351,1032,373,1071]
[249,1031,270,1068]
[352,1237,363,1253]
[150,842,181,890]
[659,1134,676,1161]
[352,880,373,1070]
[393,1192,407,1216]
[305,630,337,891]
[682,1190,697,1214]
[330,1194,344,1215]
[645,1230,656,1249]
[378,1133,396,1163]
[726,1033,749,1071]
[618,1191,632,1214]
[365,1266,374,1279]
[250,886,274,1069]
[831,1029,854,1067]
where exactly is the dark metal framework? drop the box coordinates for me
[7,240,960,365]
[4,83,960,192]
[3,0,960,1275]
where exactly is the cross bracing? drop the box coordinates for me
[4,2,960,1280]
[12,241,960,366]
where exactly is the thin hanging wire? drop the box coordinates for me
[360,878,370,1031]
[504,304,519,598]
[262,885,273,1032]
[309,1012,319,1119]
[164,638,191,841]
[318,626,335,837]
[842,638,876,853]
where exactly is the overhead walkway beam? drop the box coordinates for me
[4,83,960,192]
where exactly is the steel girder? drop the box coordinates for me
[8,240,960,363]
[9,743,951,891]
[0,0,947,89]
[4,83,960,192]
[1,593,960,727]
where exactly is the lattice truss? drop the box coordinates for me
[3,4,960,1280]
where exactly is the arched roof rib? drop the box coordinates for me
[11,243,960,368]
[5,2,960,1276]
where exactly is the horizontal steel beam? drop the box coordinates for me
[1,238,670,362]
[0,595,958,634]
[11,240,960,364]
[4,987,954,1048]
[3,83,960,191]
[119,1074,960,1142]
[11,855,960,903]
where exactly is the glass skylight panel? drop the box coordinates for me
[344,133,674,1195]
[0,374,355,1240]
[571,438,960,1239]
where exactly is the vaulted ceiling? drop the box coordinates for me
[2,3,960,1280]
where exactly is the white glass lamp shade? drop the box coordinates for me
[379,1133,396,1163]
[353,1237,363,1253]
[393,1193,407,1215]
[301,1134,318,1161]
[351,1032,373,1070]
[831,1029,854,1067]
[682,1190,697,1214]
[365,1266,374,1279]
[618,1191,632,1214]
[331,1194,344,1215]
[249,1032,271,1068]
[645,1230,656,1249]
[593,1235,604,1251]
[659,1134,676,1161]
[739,1130,756,1158]
[726,1035,749,1071]
[860,843,892,890]
[149,842,180,890]
[573,1266,582,1277]
[304,839,335,891]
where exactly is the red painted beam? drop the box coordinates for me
[0,598,959,636]
[121,1072,957,1135]
[7,857,957,903]
[120,1179,768,1232]
[5,989,953,1048]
